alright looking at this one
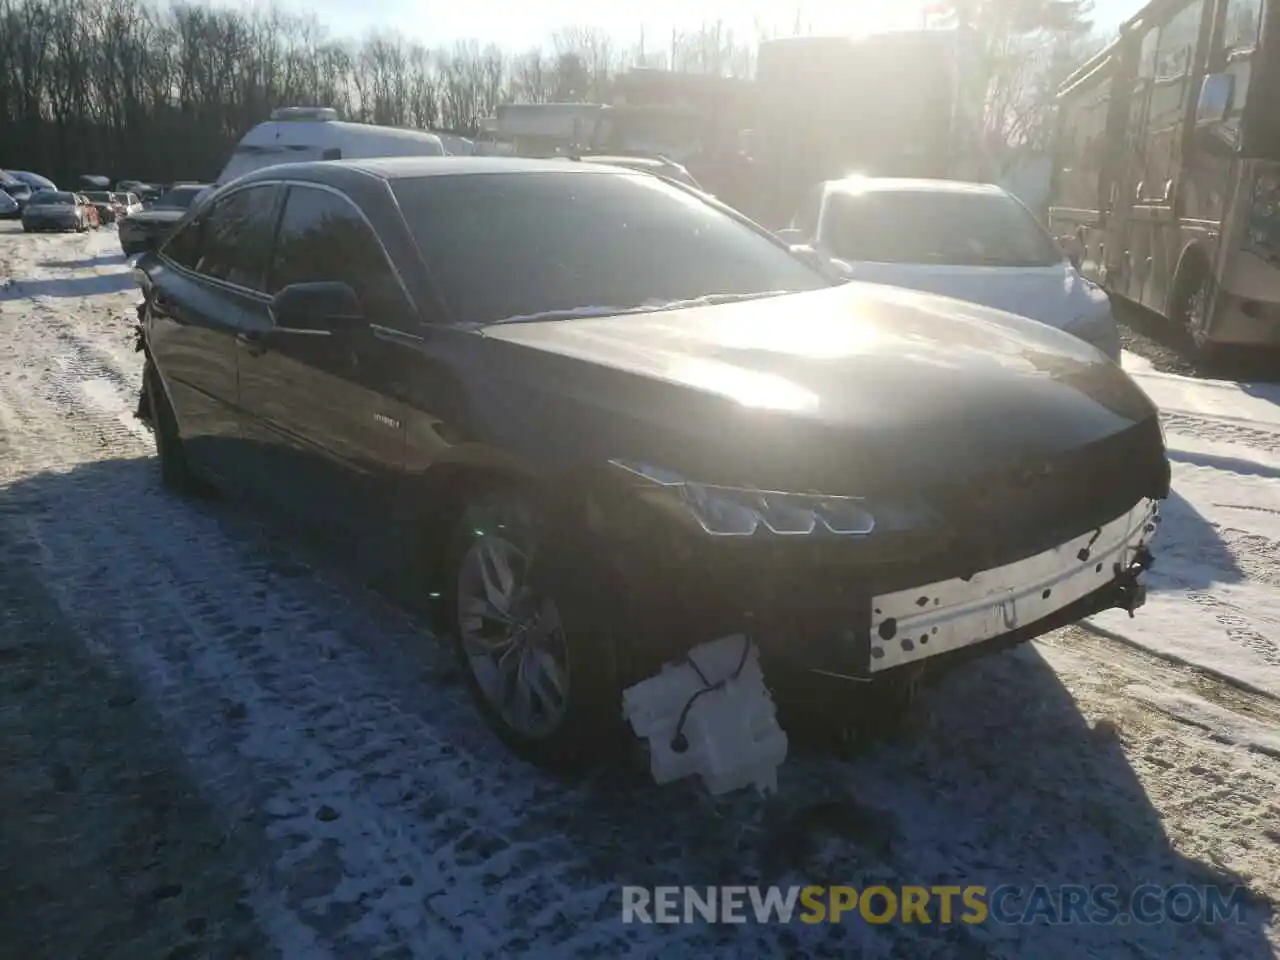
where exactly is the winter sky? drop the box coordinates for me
[201,0,1146,50]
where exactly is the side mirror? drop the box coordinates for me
[269,281,366,333]
[789,243,848,283]
[132,251,158,286]
[1195,72,1233,126]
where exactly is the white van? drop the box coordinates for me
[213,107,447,187]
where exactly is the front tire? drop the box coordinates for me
[443,490,621,771]
[144,362,193,494]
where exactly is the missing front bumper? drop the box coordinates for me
[616,498,1161,794]
[867,498,1159,673]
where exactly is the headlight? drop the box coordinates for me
[609,460,876,537]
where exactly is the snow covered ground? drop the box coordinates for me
[0,223,1277,959]
[1093,352,1280,698]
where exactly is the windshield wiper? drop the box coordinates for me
[487,290,799,326]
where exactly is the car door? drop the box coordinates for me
[144,182,282,488]
[236,182,410,565]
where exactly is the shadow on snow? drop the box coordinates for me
[0,453,1272,959]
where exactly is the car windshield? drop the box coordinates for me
[392,171,829,325]
[31,191,75,205]
[154,187,201,209]
[821,188,1065,268]
[85,192,111,202]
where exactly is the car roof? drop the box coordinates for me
[577,155,665,167]
[226,155,631,198]
[824,177,1009,198]
[342,156,617,179]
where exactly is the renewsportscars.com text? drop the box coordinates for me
[621,884,1251,926]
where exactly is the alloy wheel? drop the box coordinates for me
[456,533,571,739]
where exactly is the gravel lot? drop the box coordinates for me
[1112,296,1280,382]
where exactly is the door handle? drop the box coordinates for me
[236,331,268,356]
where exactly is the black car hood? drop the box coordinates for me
[125,209,186,225]
[472,282,1161,494]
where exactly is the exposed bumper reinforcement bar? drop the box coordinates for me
[868,498,1160,673]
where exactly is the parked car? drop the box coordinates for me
[8,170,57,192]
[1,169,33,209]
[117,183,209,255]
[84,191,121,223]
[21,190,96,232]
[114,192,143,219]
[134,157,1169,770]
[0,190,18,219]
[135,185,161,204]
[777,178,1123,362]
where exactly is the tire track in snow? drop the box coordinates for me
[1149,407,1280,668]
[0,283,759,959]
[1159,410,1280,457]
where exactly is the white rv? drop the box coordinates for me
[213,107,448,187]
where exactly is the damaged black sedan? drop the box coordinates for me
[133,157,1169,792]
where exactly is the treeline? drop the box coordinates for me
[0,0,760,183]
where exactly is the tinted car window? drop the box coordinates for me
[391,171,828,325]
[163,216,204,269]
[32,191,75,205]
[267,185,411,324]
[193,185,279,290]
[820,189,1064,267]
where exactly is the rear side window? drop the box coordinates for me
[266,185,412,325]
[190,184,280,290]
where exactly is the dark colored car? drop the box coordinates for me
[0,169,33,211]
[134,157,1169,769]
[118,184,209,255]
[573,154,702,190]
[22,190,95,232]
[8,170,57,192]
